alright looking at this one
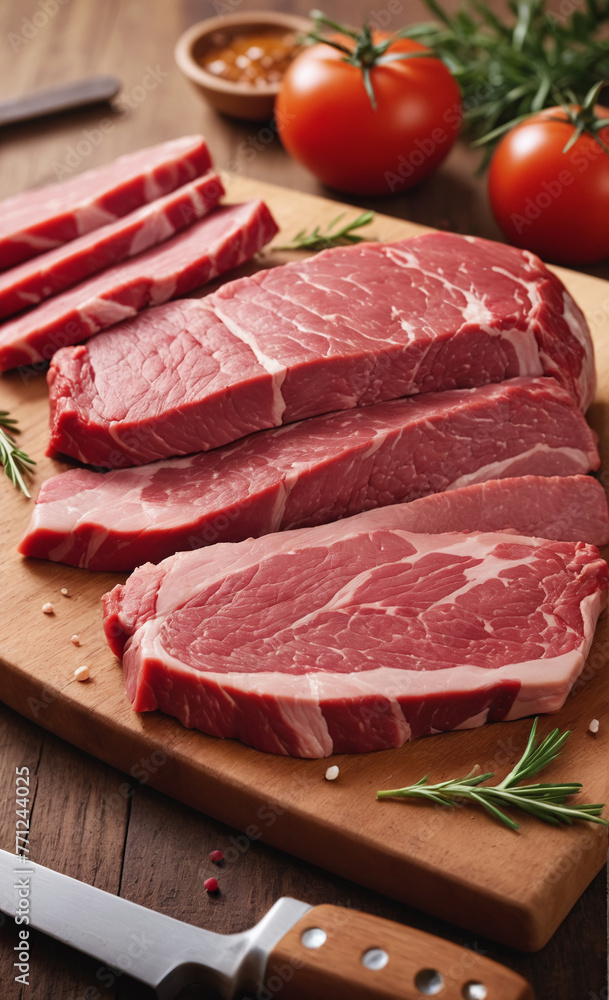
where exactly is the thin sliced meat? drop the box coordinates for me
[46,232,595,468]
[0,172,223,320]
[102,509,608,757]
[20,377,602,570]
[0,135,211,270]
[0,200,278,371]
[383,475,609,544]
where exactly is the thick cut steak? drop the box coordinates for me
[102,508,608,757]
[0,135,211,270]
[1,200,278,371]
[21,377,602,570]
[0,172,223,320]
[46,232,595,468]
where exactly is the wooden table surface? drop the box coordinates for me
[0,1,606,998]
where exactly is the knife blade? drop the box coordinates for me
[0,848,534,999]
[0,75,120,128]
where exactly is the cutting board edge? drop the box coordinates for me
[0,650,605,953]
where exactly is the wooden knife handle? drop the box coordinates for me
[265,904,534,1000]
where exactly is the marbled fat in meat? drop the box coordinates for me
[47,232,596,468]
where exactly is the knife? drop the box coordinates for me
[0,849,533,999]
[0,75,120,128]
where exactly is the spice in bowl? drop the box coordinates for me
[200,28,300,88]
[175,13,312,120]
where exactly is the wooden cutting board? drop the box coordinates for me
[1,175,607,953]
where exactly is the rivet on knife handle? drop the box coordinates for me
[265,904,535,1000]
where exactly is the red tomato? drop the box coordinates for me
[489,106,609,265]
[275,35,461,196]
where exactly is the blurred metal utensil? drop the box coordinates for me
[0,74,120,128]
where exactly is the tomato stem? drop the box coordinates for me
[306,8,431,110]
[558,81,609,155]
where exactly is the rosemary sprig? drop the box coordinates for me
[273,211,375,252]
[402,0,609,145]
[378,719,609,831]
[0,411,36,498]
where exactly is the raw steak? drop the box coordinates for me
[21,376,602,570]
[0,172,224,320]
[384,475,609,545]
[102,508,608,757]
[0,135,212,270]
[46,232,595,468]
[1,200,278,371]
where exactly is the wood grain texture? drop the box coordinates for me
[2,693,605,1000]
[0,706,131,1000]
[268,904,534,1000]
[0,1,606,997]
[0,177,608,956]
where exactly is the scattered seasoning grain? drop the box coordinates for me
[325,765,339,781]
[42,602,54,615]
[209,850,223,863]
[204,877,219,893]
[74,665,90,682]
[70,634,81,646]
[589,718,600,734]
[60,587,70,597]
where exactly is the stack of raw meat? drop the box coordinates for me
[0,135,278,370]
[12,140,609,757]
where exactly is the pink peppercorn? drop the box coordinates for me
[204,877,219,893]
[209,850,223,863]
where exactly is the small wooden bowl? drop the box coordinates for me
[175,11,311,122]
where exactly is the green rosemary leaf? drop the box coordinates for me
[399,0,609,144]
[469,791,520,830]
[273,212,375,252]
[0,412,36,499]
[377,719,609,831]
[422,0,455,27]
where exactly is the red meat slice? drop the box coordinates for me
[0,135,211,269]
[0,172,223,320]
[20,377,602,570]
[0,200,278,371]
[46,232,596,468]
[102,508,608,757]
